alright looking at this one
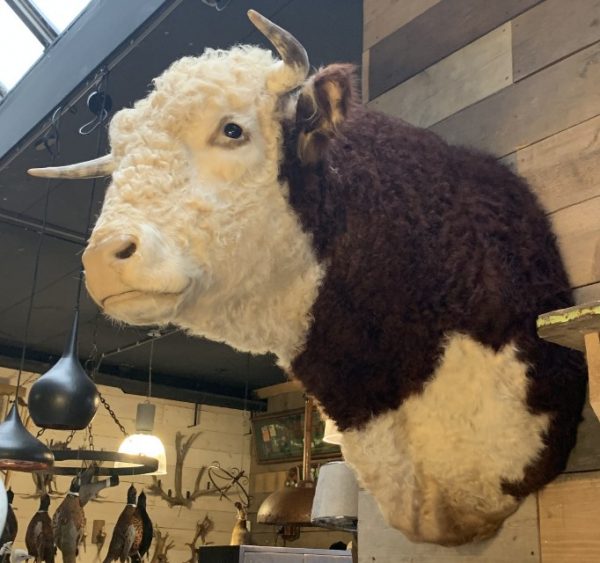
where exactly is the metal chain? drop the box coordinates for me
[65,430,76,447]
[87,424,95,451]
[99,390,128,437]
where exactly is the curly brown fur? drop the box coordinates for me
[280,64,586,498]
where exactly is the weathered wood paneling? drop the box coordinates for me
[369,24,512,127]
[361,49,369,102]
[369,0,541,99]
[512,0,600,81]
[362,0,389,25]
[358,490,540,563]
[363,0,440,50]
[575,282,600,303]
[550,195,600,288]
[539,471,600,563]
[513,114,600,213]
[431,41,600,157]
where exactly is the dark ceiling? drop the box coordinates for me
[0,0,363,409]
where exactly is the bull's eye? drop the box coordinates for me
[223,122,243,139]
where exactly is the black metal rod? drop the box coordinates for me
[97,329,181,361]
[0,208,86,245]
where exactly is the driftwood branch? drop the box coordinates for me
[184,515,214,563]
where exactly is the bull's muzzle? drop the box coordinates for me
[82,234,139,306]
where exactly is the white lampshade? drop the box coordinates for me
[117,434,167,475]
[322,417,343,445]
[311,461,358,532]
[0,477,7,535]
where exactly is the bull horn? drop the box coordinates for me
[247,9,309,93]
[28,153,114,179]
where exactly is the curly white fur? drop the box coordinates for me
[89,46,324,366]
[341,334,549,544]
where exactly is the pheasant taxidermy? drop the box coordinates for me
[1,488,18,559]
[229,502,251,546]
[25,494,55,563]
[133,492,152,562]
[0,543,32,562]
[103,485,143,563]
[52,477,86,563]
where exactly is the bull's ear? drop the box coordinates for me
[295,64,357,165]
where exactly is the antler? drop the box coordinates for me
[147,432,222,508]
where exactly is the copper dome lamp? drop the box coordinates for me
[257,395,317,539]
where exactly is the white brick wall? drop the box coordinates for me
[0,368,251,561]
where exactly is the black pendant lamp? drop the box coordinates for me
[0,403,54,471]
[28,309,100,430]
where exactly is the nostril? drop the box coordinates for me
[115,241,137,260]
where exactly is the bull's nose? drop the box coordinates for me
[82,234,139,305]
[84,234,138,263]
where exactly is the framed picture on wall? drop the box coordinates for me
[252,407,342,464]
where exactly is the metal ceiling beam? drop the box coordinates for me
[0,208,86,245]
[5,0,58,48]
[94,372,267,412]
[0,344,267,412]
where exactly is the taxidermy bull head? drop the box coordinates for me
[29,10,586,546]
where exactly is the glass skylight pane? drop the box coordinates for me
[31,0,92,32]
[0,1,43,90]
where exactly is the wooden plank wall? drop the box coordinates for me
[362,0,600,561]
[0,368,251,562]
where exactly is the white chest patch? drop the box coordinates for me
[340,333,550,545]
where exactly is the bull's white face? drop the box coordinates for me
[83,46,324,365]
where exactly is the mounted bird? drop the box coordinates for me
[52,477,86,563]
[1,489,18,563]
[0,543,32,563]
[229,502,251,546]
[52,463,118,563]
[25,494,55,563]
[133,492,152,562]
[103,485,143,563]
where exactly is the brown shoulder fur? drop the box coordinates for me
[280,64,586,498]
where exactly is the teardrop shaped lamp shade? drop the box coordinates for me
[0,404,54,471]
[28,310,100,430]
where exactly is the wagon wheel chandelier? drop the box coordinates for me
[35,313,181,476]
[35,376,159,477]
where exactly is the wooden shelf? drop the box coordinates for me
[537,301,600,351]
[537,301,600,419]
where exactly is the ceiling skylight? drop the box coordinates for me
[31,0,91,33]
[0,0,92,95]
[0,1,44,91]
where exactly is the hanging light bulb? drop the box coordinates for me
[117,403,167,475]
[28,309,100,430]
[116,338,166,475]
[0,403,54,471]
